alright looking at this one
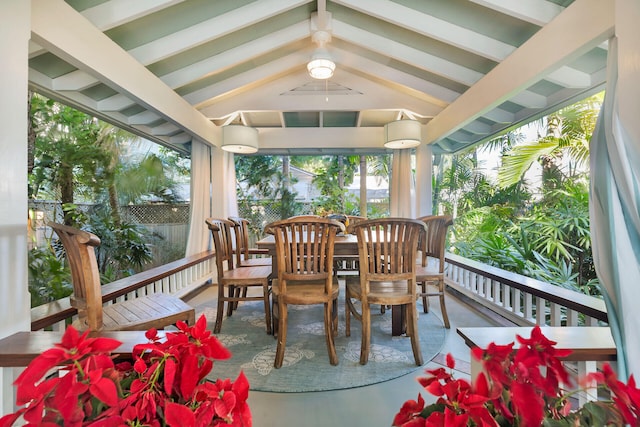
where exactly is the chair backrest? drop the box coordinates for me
[267,217,343,292]
[205,218,237,279]
[48,222,104,331]
[228,216,252,264]
[416,215,453,272]
[351,217,426,285]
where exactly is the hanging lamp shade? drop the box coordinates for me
[383,119,421,149]
[307,47,335,79]
[221,125,259,154]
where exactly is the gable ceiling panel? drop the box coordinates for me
[24,0,611,156]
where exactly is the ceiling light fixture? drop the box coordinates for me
[308,30,335,80]
[383,119,422,149]
[221,125,259,154]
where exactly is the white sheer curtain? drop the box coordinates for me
[185,144,240,256]
[390,149,416,218]
[590,32,640,378]
[211,148,238,219]
[185,140,213,256]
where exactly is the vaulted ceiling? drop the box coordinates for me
[29,0,613,156]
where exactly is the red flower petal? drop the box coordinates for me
[445,354,455,369]
[164,357,176,396]
[89,377,119,407]
[165,402,195,427]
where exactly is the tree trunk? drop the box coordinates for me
[27,92,35,174]
[338,155,344,212]
[108,183,121,227]
[359,155,367,217]
[59,165,75,225]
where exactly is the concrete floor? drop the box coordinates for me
[186,285,500,427]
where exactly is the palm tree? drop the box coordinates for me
[497,93,603,189]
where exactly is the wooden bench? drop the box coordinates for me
[457,326,617,404]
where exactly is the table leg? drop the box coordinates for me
[391,305,406,336]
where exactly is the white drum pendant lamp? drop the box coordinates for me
[307,48,335,79]
[383,119,421,149]
[221,125,259,154]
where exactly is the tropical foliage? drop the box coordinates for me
[28,94,188,306]
[440,94,603,297]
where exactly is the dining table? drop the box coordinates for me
[256,233,408,336]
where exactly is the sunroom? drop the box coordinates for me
[1,0,639,424]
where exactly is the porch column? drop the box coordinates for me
[0,0,31,413]
[415,142,433,217]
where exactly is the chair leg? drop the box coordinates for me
[360,301,371,365]
[407,302,423,366]
[331,297,338,337]
[271,296,279,339]
[345,292,352,337]
[324,302,338,365]
[420,282,429,313]
[263,282,272,335]
[274,302,288,369]
[438,279,450,329]
[214,284,226,334]
[226,286,237,317]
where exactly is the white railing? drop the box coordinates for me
[444,252,608,327]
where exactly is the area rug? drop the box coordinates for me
[195,296,447,393]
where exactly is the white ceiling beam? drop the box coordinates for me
[185,52,309,107]
[333,20,482,86]
[128,0,312,65]
[128,111,161,125]
[162,21,310,88]
[469,0,564,26]
[482,108,515,124]
[97,93,135,112]
[52,69,100,91]
[151,122,180,136]
[335,0,514,62]
[331,47,456,106]
[424,0,614,145]
[335,1,591,88]
[80,0,186,31]
[259,127,385,150]
[31,0,217,146]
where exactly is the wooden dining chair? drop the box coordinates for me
[206,218,272,334]
[268,216,344,368]
[415,215,454,328]
[228,216,271,267]
[345,217,426,365]
[48,222,196,332]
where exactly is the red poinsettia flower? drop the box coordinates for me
[0,315,252,427]
[393,327,640,427]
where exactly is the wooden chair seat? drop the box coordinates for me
[272,278,339,305]
[49,222,195,332]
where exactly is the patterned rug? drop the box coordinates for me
[197,296,447,393]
